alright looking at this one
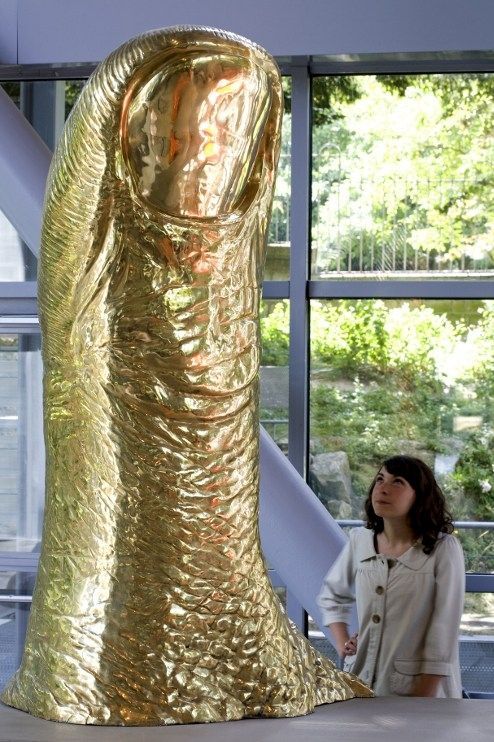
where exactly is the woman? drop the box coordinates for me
[317,455,465,697]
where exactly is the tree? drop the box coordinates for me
[311,74,494,274]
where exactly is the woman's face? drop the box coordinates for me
[371,466,416,521]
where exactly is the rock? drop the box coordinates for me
[260,366,289,410]
[325,499,353,519]
[309,451,353,511]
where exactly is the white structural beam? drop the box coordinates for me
[1,0,493,65]
[260,429,347,634]
[0,86,51,256]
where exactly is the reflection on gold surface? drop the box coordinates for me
[124,53,270,217]
[1,26,371,725]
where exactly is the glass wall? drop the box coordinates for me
[265,77,291,280]
[0,84,37,283]
[0,210,37,282]
[309,298,494,570]
[0,334,44,551]
[1,63,494,693]
[0,572,34,688]
[312,74,494,278]
[306,70,494,693]
[0,80,68,283]
[260,299,289,451]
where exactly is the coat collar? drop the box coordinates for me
[356,527,431,570]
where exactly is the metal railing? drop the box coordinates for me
[337,520,494,530]
[311,173,494,275]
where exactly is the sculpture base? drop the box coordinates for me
[1,697,490,739]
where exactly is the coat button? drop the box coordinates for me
[376,586,384,595]
[372,614,381,623]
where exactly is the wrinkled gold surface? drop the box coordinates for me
[1,27,371,725]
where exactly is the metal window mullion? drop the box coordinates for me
[0,301,38,316]
[21,80,65,153]
[0,282,37,298]
[0,553,39,570]
[261,281,290,299]
[288,62,310,478]
[466,574,494,592]
[0,319,39,333]
[310,58,494,76]
[3,53,494,82]
[0,285,39,327]
[308,280,494,300]
[285,62,311,634]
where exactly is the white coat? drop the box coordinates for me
[317,527,465,697]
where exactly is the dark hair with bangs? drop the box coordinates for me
[364,455,454,554]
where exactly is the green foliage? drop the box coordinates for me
[311,74,494,273]
[449,428,494,521]
[309,298,449,499]
[312,76,363,126]
[64,81,85,119]
[470,302,494,399]
[260,301,289,365]
[448,427,494,572]
[311,300,388,376]
[281,76,292,114]
[380,72,494,117]
[262,298,494,568]
[310,377,441,501]
[266,72,494,570]
[269,113,291,244]
[310,299,460,385]
[0,82,20,106]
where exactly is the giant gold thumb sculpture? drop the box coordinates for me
[1,27,371,724]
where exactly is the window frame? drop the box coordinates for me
[1,52,494,629]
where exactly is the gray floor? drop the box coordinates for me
[1,697,493,742]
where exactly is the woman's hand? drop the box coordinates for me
[343,633,358,657]
[328,622,358,659]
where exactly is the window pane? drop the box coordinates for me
[312,74,494,278]
[0,81,38,281]
[308,616,340,665]
[461,594,494,695]
[273,586,287,610]
[462,592,494,637]
[0,208,37,281]
[266,77,291,280]
[309,299,494,573]
[0,335,44,551]
[65,80,85,119]
[0,570,34,689]
[0,79,87,282]
[260,299,289,452]
[459,529,494,574]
